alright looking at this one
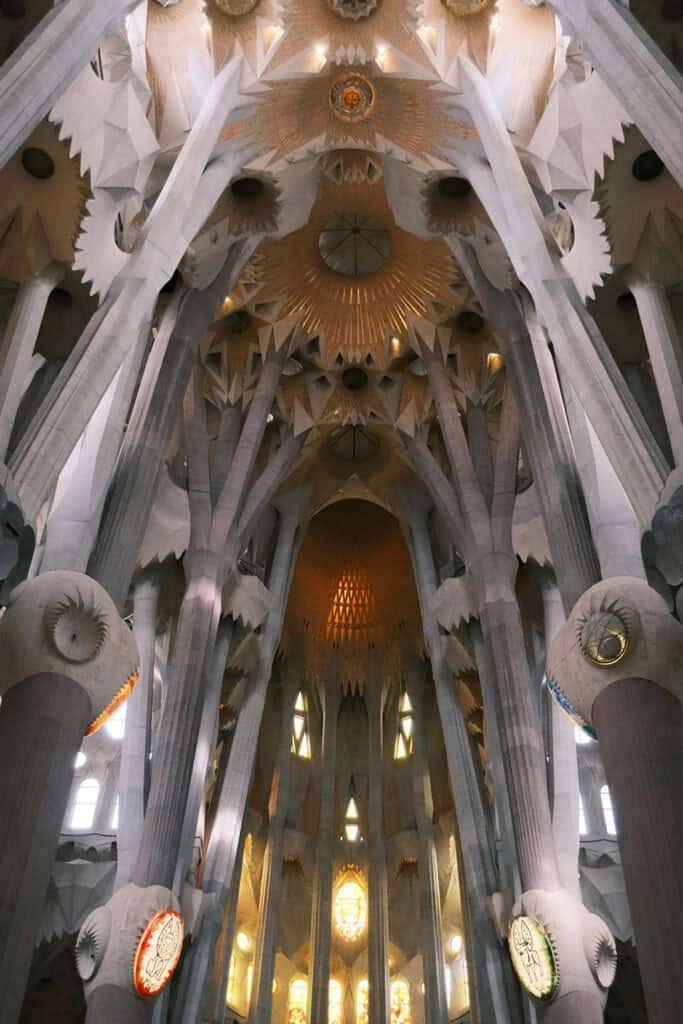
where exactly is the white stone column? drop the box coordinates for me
[247,671,299,1024]
[628,277,683,463]
[405,662,449,1024]
[0,263,64,462]
[115,569,160,890]
[548,0,683,188]
[539,571,581,900]
[0,0,140,170]
[366,674,390,1024]
[307,672,341,1024]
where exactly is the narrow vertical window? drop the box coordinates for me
[329,978,343,1024]
[600,785,617,835]
[287,976,308,1024]
[394,691,414,760]
[111,794,119,830]
[291,691,311,759]
[579,793,588,836]
[357,978,369,1024]
[71,778,100,829]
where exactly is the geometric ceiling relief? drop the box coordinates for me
[255,168,460,364]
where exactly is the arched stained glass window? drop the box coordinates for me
[390,977,412,1024]
[329,978,343,1024]
[71,777,99,829]
[600,784,617,835]
[287,976,308,1024]
[357,978,369,1024]
[334,866,367,942]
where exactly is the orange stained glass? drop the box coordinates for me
[287,977,308,1024]
[326,568,376,644]
[333,872,367,942]
[357,978,369,1024]
[391,978,412,1024]
[329,978,343,1024]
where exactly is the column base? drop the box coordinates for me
[86,985,151,1024]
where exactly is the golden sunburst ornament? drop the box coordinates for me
[329,73,376,123]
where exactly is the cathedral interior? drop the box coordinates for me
[0,1,683,1023]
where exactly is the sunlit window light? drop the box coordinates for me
[291,691,312,759]
[579,794,588,836]
[394,690,414,759]
[600,784,617,836]
[106,701,126,740]
[111,794,119,830]
[71,777,100,829]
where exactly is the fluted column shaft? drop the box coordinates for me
[0,263,64,461]
[115,570,160,889]
[175,616,234,890]
[307,675,341,1024]
[248,674,299,1024]
[629,278,683,463]
[405,663,449,1024]
[404,496,520,1024]
[593,679,683,1024]
[366,680,390,1024]
[0,674,91,1024]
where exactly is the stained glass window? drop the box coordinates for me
[291,691,312,759]
[357,978,369,1024]
[334,867,367,941]
[326,568,376,644]
[329,978,343,1024]
[394,691,414,759]
[344,779,362,842]
[287,976,308,1024]
[391,977,412,1024]
[226,953,238,1008]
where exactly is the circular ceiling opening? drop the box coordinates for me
[342,366,368,391]
[631,150,665,183]
[21,147,55,180]
[437,176,472,200]
[319,214,391,277]
[457,310,485,334]
[230,177,264,201]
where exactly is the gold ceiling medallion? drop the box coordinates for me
[328,0,378,20]
[442,0,492,14]
[212,0,259,17]
[329,73,376,123]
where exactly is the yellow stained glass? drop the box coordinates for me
[357,979,369,1024]
[346,797,359,820]
[391,978,412,1024]
[287,977,308,1024]
[345,822,360,842]
[334,874,367,942]
[329,978,343,1024]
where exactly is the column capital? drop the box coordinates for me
[547,576,683,733]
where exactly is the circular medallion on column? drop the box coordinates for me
[578,603,630,667]
[133,909,184,996]
[508,915,558,1002]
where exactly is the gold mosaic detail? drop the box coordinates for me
[329,73,376,123]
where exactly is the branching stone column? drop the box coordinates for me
[402,340,613,1021]
[547,0,683,188]
[365,670,390,1024]
[307,669,341,1024]
[247,670,299,1024]
[401,491,521,1024]
[549,577,683,1024]
[0,571,138,1024]
[405,660,449,1024]
[175,615,235,892]
[176,484,311,1024]
[0,0,140,169]
[628,274,683,463]
[0,262,64,461]
[89,240,257,611]
[115,568,161,890]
